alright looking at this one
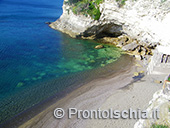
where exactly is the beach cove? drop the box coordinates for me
[1,0,170,127]
[25,0,170,127]
[17,64,163,128]
[0,0,139,127]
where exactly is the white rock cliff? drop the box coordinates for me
[50,0,170,46]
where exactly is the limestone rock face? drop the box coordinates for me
[50,0,170,46]
[49,4,95,38]
[134,89,170,128]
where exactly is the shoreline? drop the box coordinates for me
[1,0,169,127]
[18,56,165,128]
[1,54,135,128]
[16,55,146,128]
[16,0,170,126]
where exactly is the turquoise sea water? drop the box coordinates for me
[0,0,125,125]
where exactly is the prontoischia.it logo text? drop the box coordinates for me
[54,108,159,119]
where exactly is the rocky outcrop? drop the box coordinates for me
[50,0,170,47]
[49,3,95,38]
[134,89,170,128]
[50,0,170,75]
[98,34,157,61]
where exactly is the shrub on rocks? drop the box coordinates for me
[68,0,103,20]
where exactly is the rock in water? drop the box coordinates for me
[16,82,24,87]
[45,22,52,25]
[95,45,104,49]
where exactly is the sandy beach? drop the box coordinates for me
[12,54,167,128]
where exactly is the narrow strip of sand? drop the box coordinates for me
[18,59,163,128]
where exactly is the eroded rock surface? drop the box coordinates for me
[134,89,170,128]
[50,0,170,46]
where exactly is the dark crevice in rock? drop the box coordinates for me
[95,31,122,39]
[77,23,123,39]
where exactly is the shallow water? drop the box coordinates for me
[0,0,127,124]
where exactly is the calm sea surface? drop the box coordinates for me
[0,0,128,124]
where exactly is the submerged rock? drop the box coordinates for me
[90,60,95,63]
[24,78,30,81]
[101,64,105,67]
[106,59,115,64]
[32,77,37,81]
[16,82,24,87]
[95,45,104,49]
[40,72,46,76]
[37,76,42,80]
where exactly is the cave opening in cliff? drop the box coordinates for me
[96,31,123,39]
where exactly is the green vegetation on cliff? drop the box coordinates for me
[66,0,103,20]
[151,124,168,128]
